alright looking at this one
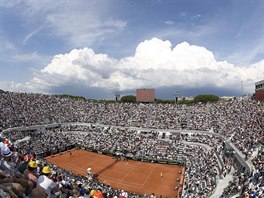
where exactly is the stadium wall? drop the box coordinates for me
[255,80,264,100]
[255,89,264,100]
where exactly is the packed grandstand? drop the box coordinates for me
[0,91,263,198]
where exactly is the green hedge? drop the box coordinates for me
[193,94,219,103]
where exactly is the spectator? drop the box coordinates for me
[23,160,38,187]
[37,166,60,198]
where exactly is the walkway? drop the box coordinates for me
[211,168,234,198]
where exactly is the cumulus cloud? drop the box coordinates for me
[2,38,262,96]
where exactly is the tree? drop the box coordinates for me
[120,95,136,103]
[178,99,194,105]
[193,94,219,103]
[56,94,86,101]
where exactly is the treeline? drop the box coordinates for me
[53,94,87,101]
[119,94,220,104]
[55,93,220,104]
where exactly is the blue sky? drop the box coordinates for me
[0,0,263,99]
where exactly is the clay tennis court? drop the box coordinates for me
[46,149,184,197]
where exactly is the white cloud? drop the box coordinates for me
[0,36,51,71]
[18,0,127,47]
[23,26,43,45]
[1,38,262,96]
[0,81,26,92]
[226,41,264,65]
[155,24,217,43]
[164,20,175,25]
[46,12,126,47]
[9,38,260,96]
[11,52,43,62]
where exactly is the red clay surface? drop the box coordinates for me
[46,149,184,197]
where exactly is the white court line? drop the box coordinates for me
[139,168,154,188]
[54,155,103,173]
[115,163,154,171]
[64,163,88,172]
[62,156,117,174]
[99,175,142,187]
[115,163,155,188]
[53,153,155,189]
[63,156,91,165]
[99,167,154,188]
[120,168,134,181]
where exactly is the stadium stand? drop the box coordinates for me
[0,91,263,197]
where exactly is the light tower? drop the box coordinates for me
[174,90,180,104]
[115,92,120,102]
[241,80,244,98]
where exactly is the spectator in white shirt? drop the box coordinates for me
[37,166,59,198]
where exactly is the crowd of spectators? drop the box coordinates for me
[222,145,263,198]
[1,92,262,155]
[0,91,263,197]
[1,124,227,197]
[0,136,145,198]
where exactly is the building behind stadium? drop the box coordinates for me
[136,88,155,103]
[255,80,264,100]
